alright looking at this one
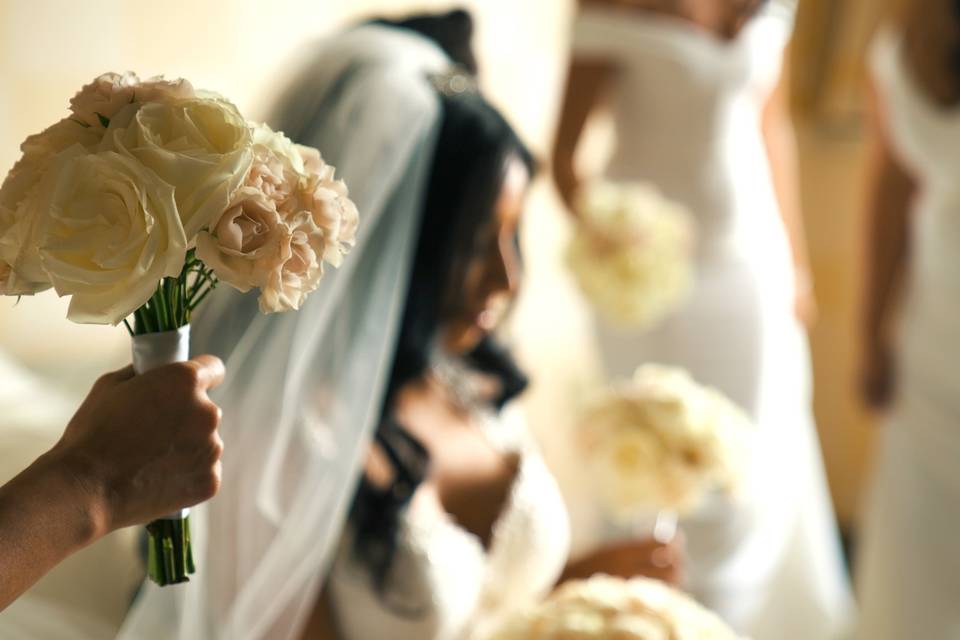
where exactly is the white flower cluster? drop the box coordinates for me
[566,180,694,329]
[490,575,746,640]
[577,365,753,518]
[0,72,357,323]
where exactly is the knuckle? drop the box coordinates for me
[172,362,202,390]
[199,401,222,430]
[187,400,221,431]
[198,464,222,500]
[207,433,224,463]
[91,371,117,393]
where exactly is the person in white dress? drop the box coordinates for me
[300,14,683,640]
[857,3,960,638]
[313,89,570,640]
[552,1,854,638]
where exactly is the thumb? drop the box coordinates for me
[184,354,226,391]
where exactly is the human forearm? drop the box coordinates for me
[861,85,916,347]
[862,167,912,345]
[765,114,809,274]
[552,58,618,211]
[0,450,107,610]
[762,64,811,277]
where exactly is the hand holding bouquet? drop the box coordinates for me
[0,72,358,585]
[567,180,695,330]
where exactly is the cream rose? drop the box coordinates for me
[257,209,324,313]
[69,72,140,129]
[195,186,286,293]
[32,149,186,324]
[296,166,359,265]
[101,93,253,239]
[69,72,196,129]
[0,118,101,294]
[246,123,304,204]
[249,124,357,263]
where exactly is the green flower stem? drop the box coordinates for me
[188,281,216,311]
[155,283,171,331]
[126,258,220,335]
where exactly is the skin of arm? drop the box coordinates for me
[761,53,818,326]
[558,536,684,586]
[0,357,225,610]
[299,585,340,640]
[859,79,917,410]
[552,55,619,212]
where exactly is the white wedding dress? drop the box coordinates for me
[571,3,854,638]
[855,29,960,640]
[327,404,570,640]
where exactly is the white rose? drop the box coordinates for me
[0,119,101,294]
[69,72,196,130]
[133,75,196,105]
[32,149,186,324]
[101,93,253,239]
[195,186,286,292]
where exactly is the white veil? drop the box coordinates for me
[118,25,449,640]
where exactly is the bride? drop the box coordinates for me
[552,0,853,637]
[303,14,681,640]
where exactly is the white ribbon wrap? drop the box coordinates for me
[131,325,191,520]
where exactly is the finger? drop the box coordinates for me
[95,364,136,389]
[185,355,226,391]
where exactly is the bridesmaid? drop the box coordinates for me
[552,1,853,638]
[857,2,960,638]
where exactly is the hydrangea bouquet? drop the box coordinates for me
[567,180,695,330]
[490,575,747,640]
[576,365,753,541]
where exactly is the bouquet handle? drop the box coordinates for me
[131,326,195,586]
[652,510,678,544]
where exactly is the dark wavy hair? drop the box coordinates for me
[345,16,535,599]
[369,8,478,74]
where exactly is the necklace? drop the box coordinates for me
[428,349,493,415]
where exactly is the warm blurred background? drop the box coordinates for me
[0,0,889,626]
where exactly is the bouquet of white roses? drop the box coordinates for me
[567,180,695,330]
[0,72,358,585]
[577,365,752,533]
[490,575,746,640]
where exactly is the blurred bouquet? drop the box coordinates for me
[566,180,694,329]
[577,365,752,534]
[0,72,358,585]
[489,575,746,640]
